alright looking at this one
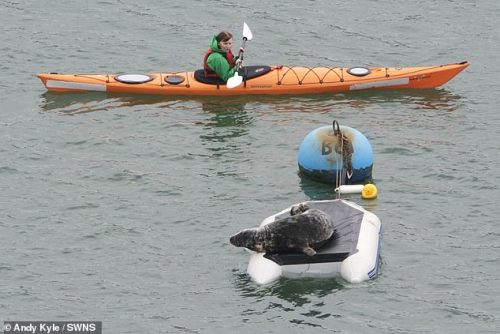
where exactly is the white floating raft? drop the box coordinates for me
[246,199,382,284]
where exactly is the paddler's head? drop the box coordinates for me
[215,31,233,53]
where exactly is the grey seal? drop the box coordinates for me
[229,203,335,256]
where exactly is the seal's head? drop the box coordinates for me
[290,203,310,216]
[229,228,265,252]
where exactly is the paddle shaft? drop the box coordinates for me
[236,37,247,71]
[226,25,251,88]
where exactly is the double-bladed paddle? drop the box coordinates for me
[227,22,253,89]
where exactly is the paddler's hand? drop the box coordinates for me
[235,59,243,67]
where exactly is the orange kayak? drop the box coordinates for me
[38,61,468,96]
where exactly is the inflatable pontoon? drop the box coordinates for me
[245,199,382,284]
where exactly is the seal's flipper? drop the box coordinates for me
[302,246,316,256]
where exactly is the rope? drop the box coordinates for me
[333,120,343,199]
[276,65,444,86]
[73,74,108,83]
[332,120,354,198]
[278,66,343,85]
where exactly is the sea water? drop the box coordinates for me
[1,1,499,333]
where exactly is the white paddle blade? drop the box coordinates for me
[226,73,243,89]
[243,22,253,41]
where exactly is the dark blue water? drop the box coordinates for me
[1,1,499,333]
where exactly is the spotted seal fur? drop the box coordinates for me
[229,203,335,256]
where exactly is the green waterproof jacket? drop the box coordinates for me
[206,35,239,81]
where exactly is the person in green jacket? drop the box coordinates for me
[203,31,242,81]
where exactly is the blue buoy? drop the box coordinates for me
[298,122,373,184]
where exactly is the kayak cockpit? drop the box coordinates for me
[193,65,271,85]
